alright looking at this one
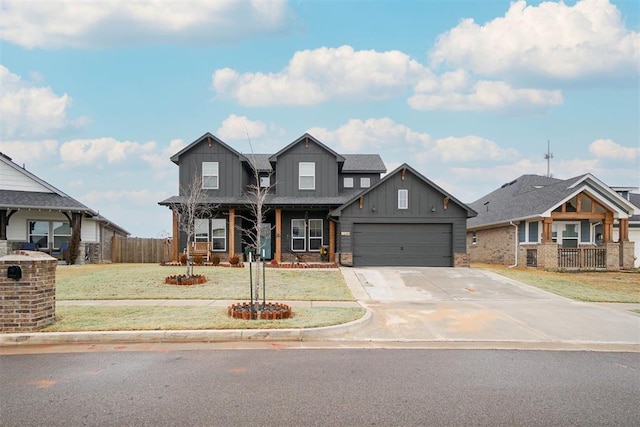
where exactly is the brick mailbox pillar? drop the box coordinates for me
[1,250,57,333]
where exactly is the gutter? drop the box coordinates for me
[509,221,518,268]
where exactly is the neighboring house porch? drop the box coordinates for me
[467,174,637,271]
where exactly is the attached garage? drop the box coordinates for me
[353,223,452,267]
[331,164,477,268]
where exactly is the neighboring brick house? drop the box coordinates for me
[466,174,637,270]
[0,152,129,263]
[159,132,476,267]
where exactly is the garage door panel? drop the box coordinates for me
[353,223,452,267]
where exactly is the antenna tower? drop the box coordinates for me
[544,140,553,177]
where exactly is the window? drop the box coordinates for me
[260,176,270,188]
[291,219,323,252]
[202,162,219,189]
[211,219,226,251]
[29,220,70,250]
[472,231,477,245]
[398,189,408,209]
[344,177,354,188]
[299,162,315,190]
[308,219,323,250]
[291,219,306,251]
[528,221,539,243]
[29,221,49,249]
[195,219,209,242]
[52,222,71,249]
[360,177,370,188]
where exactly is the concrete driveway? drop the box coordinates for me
[339,267,640,348]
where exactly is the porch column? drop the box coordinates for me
[603,212,614,243]
[619,218,629,242]
[0,209,7,240]
[542,217,553,243]
[172,208,179,262]
[228,208,235,257]
[329,220,336,263]
[275,208,282,262]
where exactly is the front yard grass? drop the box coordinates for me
[474,263,640,303]
[43,306,366,332]
[56,263,354,301]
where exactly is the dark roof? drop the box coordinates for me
[170,133,243,165]
[242,154,272,172]
[159,192,359,208]
[629,193,640,222]
[467,174,638,228]
[342,154,386,173]
[332,163,477,218]
[269,133,345,163]
[0,189,95,212]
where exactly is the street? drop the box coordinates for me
[2,348,639,426]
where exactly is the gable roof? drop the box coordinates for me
[0,152,129,234]
[332,163,477,218]
[268,133,345,163]
[467,173,639,229]
[169,132,243,165]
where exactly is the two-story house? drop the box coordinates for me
[159,133,476,267]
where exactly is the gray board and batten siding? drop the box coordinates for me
[334,164,475,267]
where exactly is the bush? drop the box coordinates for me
[229,255,240,265]
[180,253,187,265]
[210,255,220,266]
[270,259,279,266]
[193,254,204,265]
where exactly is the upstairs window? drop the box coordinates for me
[202,162,219,189]
[344,177,354,188]
[260,176,270,188]
[299,162,315,190]
[360,177,370,188]
[398,189,408,209]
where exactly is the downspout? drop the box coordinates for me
[509,221,518,268]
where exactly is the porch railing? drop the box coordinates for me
[558,247,606,269]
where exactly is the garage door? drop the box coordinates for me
[352,223,452,267]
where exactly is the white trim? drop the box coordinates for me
[398,189,408,209]
[202,162,219,189]
[299,162,315,190]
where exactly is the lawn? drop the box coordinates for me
[48,263,361,332]
[56,263,355,301]
[43,306,366,332]
[474,263,640,303]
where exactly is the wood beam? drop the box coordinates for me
[228,208,235,257]
[603,212,614,243]
[619,218,629,242]
[542,217,553,243]
[551,212,606,220]
[275,208,282,262]
[329,220,336,263]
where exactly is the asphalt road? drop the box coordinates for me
[2,349,639,426]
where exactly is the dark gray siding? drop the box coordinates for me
[280,209,330,252]
[338,173,380,193]
[178,141,243,197]
[336,169,468,264]
[275,141,339,197]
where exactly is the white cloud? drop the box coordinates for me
[589,139,639,161]
[0,65,86,138]
[307,118,431,153]
[423,136,519,162]
[0,139,59,165]
[409,76,563,112]
[0,0,294,49]
[212,45,427,106]
[59,137,156,165]
[430,0,640,80]
[217,114,267,141]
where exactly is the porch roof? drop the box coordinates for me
[158,193,356,208]
[467,174,638,229]
[0,189,96,214]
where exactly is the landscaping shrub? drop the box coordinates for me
[180,253,187,265]
[211,255,220,266]
[229,255,240,265]
[193,254,204,265]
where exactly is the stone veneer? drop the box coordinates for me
[0,250,56,332]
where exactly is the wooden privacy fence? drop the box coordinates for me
[111,236,172,263]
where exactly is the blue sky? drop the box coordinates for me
[1,0,638,237]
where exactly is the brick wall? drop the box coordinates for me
[339,252,353,266]
[0,251,56,332]
[454,252,469,267]
[467,225,516,266]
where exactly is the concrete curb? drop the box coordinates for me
[0,307,374,346]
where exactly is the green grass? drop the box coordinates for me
[475,264,640,303]
[42,306,366,332]
[56,263,354,301]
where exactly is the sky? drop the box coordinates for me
[0,0,638,238]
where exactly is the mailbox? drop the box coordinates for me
[7,265,22,280]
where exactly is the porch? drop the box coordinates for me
[520,241,634,270]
